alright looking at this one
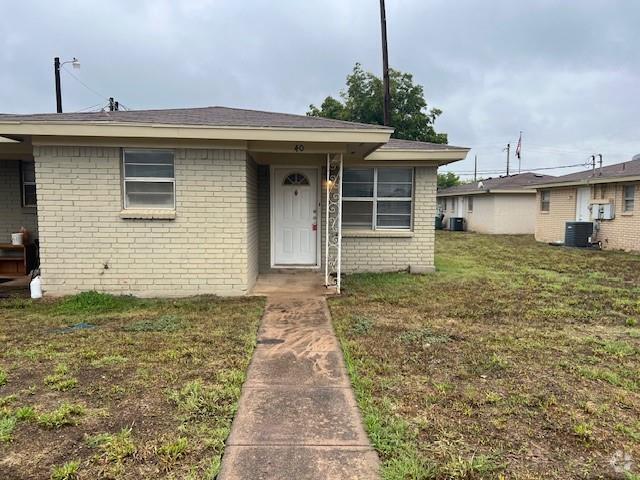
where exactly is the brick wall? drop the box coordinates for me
[593,181,640,252]
[246,158,259,290]
[0,160,38,241]
[341,166,437,273]
[256,164,437,274]
[34,146,251,297]
[535,187,577,243]
[535,182,640,252]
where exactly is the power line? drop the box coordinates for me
[61,66,109,101]
[445,161,592,176]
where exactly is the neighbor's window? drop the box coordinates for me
[123,149,175,209]
[467,196,473,212]
[21,161,37,207]
[342,167,413,230]
[623,185,635,212]
[540,190,551,212]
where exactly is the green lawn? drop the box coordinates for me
[0,292,263,479]
[330,232,640,480]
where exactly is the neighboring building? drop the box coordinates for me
[0,107,468,296]
[437,172,554,234]
[533,155,640,252]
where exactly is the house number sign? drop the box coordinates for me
[294,144,305,152]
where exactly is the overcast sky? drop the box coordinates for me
[1,0,638,178]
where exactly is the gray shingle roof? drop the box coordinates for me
[438,172,555,196]
[380,137,467,151]
[0,106,393,131]
[534,156,640,185]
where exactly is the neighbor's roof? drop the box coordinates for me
[532,155,640,187]
[437,172,555,197]
[0,106,392,131]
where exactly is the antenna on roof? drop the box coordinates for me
[379,0,391,127]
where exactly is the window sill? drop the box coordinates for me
[119,209,176,220]
[621,211,634,216]
[342,229,414,238]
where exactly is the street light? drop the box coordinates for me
[54,57,80,113]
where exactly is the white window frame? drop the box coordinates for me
[20,161,37,208]
[122,149,176,210]
[540,190,551,212]
[623,184,635,212]
[342,167,414,231]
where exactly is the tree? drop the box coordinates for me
[437,172,461,189]
[308,63,447,144]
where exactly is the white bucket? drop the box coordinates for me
[11,233,23,245]
[30,276,43,299]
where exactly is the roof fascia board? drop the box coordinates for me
[532,176,640,189]
[366,148,469,163]
[0,121,392,144]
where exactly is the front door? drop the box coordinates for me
[272,168,318,266]
[576,186,591,221]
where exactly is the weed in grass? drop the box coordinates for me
[36,403,85,429]
[90,355,127,367]
[488,353,509,371]
[157,436,189,465]
[124,314,184,332]
[399,328,451,347]
[579,366,638,392]
[350,315,373,335]
[88,427,136,464]
[627,318,638,327]
[574,422,593,441]
[0,394,17,407]
[44,364,78,391]
[0,369,7,386]
[15,406,35,421]
[55,291,139,315]
[50,460,80,480]
[596,340,636,357]
[0,415,17,442]
[169,379,239,419]
[616,422,640,441]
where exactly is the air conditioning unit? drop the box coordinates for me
[591,202,615,220]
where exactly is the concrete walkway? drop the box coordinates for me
[218,294,380,480]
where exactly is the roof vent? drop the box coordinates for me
[633,153,640,161]
[477,181,484,189]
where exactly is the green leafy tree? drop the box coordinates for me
[437,172,461,189]
[308,63,447,143]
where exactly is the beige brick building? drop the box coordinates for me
[0,107,468,296]
[437,172,554,234]
[533,155,640,252]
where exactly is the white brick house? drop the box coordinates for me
[0,107,468,296]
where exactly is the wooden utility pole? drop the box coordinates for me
[379,0,391,126]
[474,155,478,182]
[54,57,62,113]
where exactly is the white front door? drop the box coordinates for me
[272,168,318,266]
[576,186,591,221]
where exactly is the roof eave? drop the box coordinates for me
[366,147,469,164]
[531,175,640,189]
[0,120,392,144]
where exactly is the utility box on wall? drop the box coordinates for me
[592,203,615,220]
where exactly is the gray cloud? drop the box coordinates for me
[1,0,638,176]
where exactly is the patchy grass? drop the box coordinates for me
[0,292,263,479]
[330,233,640,479]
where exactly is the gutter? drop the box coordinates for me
[530,175,640,189]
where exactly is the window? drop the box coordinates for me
[21,161,36,207]
[123,150,175,209]
[624,185,635,212]
[283,172,309,185]
[342,168,413,230]
[540,190,550,212]
[467,196,473,212]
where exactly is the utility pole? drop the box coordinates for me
[54,57,62,113]
[53,57,80,113]
[598,154,603,175]
[474,154,477,182]
[108,97,120,111]
[379,0,391,126]
[504,143,511,176]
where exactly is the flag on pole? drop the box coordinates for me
[515,131,522,159]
